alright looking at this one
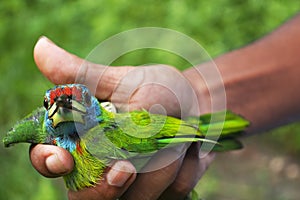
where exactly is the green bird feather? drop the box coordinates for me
[3,84,249,191]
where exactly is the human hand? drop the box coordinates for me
[30,36,215,200]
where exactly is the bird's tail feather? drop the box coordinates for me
[159,110,249,151]
[187,110,249,138]
[157,135,243,152]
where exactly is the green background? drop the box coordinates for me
[0,1,300,199]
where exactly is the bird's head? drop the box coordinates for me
[44,84,101,132]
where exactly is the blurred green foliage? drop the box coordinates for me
[0,0,299,199]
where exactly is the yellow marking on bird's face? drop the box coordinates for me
[48,101,86,127]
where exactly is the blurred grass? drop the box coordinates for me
[0,0,300,199]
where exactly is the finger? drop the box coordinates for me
[29,144,74,177]
[121,148,185,200]
[33,36,84,85]
[159,143,215,200]
[68,161,136,200]
[33,36,132,100]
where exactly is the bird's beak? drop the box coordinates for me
[48,100,87,127]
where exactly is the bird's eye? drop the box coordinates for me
[43,98,49,109]
[66,96,72,104]
[84,92,91,106]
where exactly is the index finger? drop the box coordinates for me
[29,144,74,177]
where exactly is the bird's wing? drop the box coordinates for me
[81,110,199,155]
[112,110,245,152]
[113,110,201,139]
[82,110,246,159]
[109,111,219,152]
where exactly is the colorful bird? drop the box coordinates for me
[3,84,249,191]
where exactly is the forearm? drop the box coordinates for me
[183,14,300,133]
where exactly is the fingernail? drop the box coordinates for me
[45,153,68,175]
[38,35,54,44]
[107,161,136,187]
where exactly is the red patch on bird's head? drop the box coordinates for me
[64,87,72,96]
[72,87,82,102]
[48,86,83,105]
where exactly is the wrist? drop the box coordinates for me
[182,47,254,116]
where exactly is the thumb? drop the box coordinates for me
[33,36,132,100]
